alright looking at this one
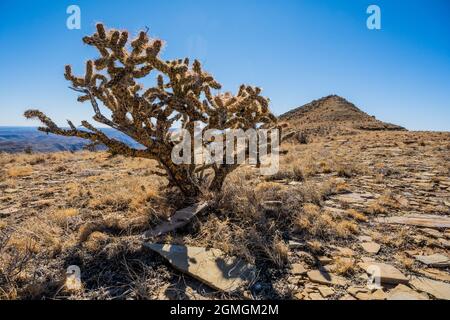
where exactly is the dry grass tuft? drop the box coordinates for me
[7,166,33,177]
[83,231,109,252]
[366,203,387,215]
[263,235,289,268]
[345,209,367,222]
[333,257,356,275]
[50,208,79,226]
[294,204,359,240]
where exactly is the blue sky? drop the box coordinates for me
[0,0,449,130]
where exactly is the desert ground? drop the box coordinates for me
[1,128,449,300]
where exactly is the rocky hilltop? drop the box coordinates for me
[280,95,406,137]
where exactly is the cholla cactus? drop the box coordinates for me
[25,24,287,198]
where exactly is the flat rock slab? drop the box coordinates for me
[0,207,20,217]
[420,228,443,238]
[288,240,304,249]
[410,276,450,300]
[360,242,381,254]
[358,262,409,285]
[358,235,372,242]
[291,263,307,275]
[334,193,375,204]
[439,238,450,249]
[414,253,450,268]
[417,268,450,282]
[355,289,386,300]
[376,214,450,229]
[318,286,335,298]
[144,202,209,238]
[144,243,256,292]
[3,189,19,194]
[387,284,429,300]
[307,270,347,286]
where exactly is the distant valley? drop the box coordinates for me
[0,127,142,153]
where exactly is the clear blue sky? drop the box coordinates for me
[0,0,449,130]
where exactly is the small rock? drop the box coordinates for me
[288,240,304,249]
[360,242,381,254]
[263,200,283,206]
[339,294,357,300]
[291,263,307,275]
[308,292,325,300]
[307,270,347,286]
[438,238,450,249]
[358,262,409,284]
[358,235,372,242]
[242,291,253,300]
[293,292,304,300]
[355,292,371,300]
[352,288,386,300]
[4,189,18,194]
[410,276,450,300]
[288,276,301,285]
[414,253,450,268]
[387,284,429,300]
[360,256,376,263]
[317,256,333,265]
[347,286,369,297]
[371,289,387,300]
[420,228,442,238]
[417,268,450,282]
[318,286,335,298]
[405,249,419,257]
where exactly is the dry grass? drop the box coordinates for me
[394,253,415,270]
[293,204,359,240]
[332,257,356,275]
[87,177,160,212]
[6,166,33,177]
[263,235,289,268]
[50,208,79,226]
[6,217,64,255]
[83,231,110,252]
[345,209,367,222]
[366,191,401,215]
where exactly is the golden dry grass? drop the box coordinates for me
[6,166,33,177]
[50,208,79,226]
[293,204,359,240]
[345,209,367,222]
[332,257,356,276]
